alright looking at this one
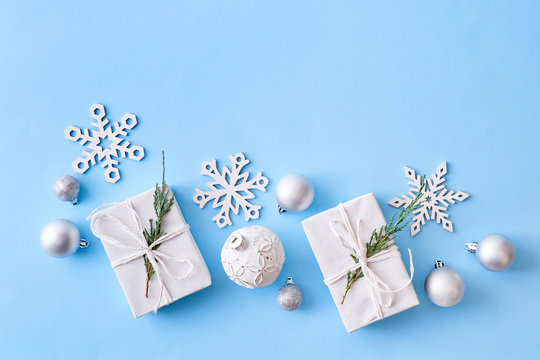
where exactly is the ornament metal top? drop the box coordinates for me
[53,175,80,204]
[40,219,88,257]
[465,234,515,272]
[275,174,314,214]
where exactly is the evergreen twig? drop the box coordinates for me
[143,151,176,298]
[341,175,426,304]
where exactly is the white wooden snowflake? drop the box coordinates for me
[193,152,269,228]
[388,162,470,236]
[65,104,145,183]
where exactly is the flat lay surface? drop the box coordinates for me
[0,1,539,359]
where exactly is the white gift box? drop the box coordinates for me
[88,186,211,318]
[302,193,418,332]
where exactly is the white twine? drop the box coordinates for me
[324,203,414,320]
[87,200,194,314]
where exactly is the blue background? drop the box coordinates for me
[1,1,539,359]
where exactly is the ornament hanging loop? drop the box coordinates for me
[79,239,89,248]
[277,204,287,215]
[464,242,478,253]
[287,276,294,284]
[435,260,445,269]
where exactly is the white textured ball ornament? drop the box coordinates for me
[424,260,465,307]
[275,174,314,213]
[40,219,88,257]
[465,234,515,271]
[221,226,285,289]
[53,175,80,204]
[277,277,302,311]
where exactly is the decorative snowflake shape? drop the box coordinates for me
[193,152,269,228]
[388,162,470,236]
[65,104,145,183]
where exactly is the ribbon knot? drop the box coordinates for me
[324,203,414,320]
[88,200,194,314]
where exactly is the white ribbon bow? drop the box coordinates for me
[87,200,194,314]
[324,203,414,320]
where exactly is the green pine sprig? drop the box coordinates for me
[341,175,426,304]
[143,151,176,298]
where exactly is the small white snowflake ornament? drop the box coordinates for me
[388,162,470,236]
[65,104,145,183]
[193,152,269,228]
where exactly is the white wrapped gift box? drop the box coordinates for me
[88,186,211,318]
[302,193,418,332]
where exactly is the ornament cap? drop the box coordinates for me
[277,204,287,215]
[227,234,244,249]
[465,242,478,253]
[287,276,294,284]
[79,239,89,248]
[435,260,445,269]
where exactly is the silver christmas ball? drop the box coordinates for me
[465,234,515,272]
[275,174,314,213]
[53,175,80,204]
[40,219,87,257]
[424,260,465,307]
[277,277,302,311]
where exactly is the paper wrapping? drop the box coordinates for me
[302,193,418,332]
[92,186,211,318]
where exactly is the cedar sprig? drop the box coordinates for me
[143,151,176,298]
[341,175,426,304]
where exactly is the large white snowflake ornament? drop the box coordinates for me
[65,104,145,183]
[388,162,470,236]
[193,153,269,228]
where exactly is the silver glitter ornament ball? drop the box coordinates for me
[465,234,515,272]
[275,174,314,213]
[40,219,88,257]
[424,260,465,307]
[53,175,80,204]
[277,277,303,311]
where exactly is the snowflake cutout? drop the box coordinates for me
[388,162,470,236]
[193,152,269,228]
[65,104,145,183]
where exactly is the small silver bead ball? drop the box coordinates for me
[424,262,465,307]
[477,234,515,271]
[275,174,314,212]
[40,219,83,257]
[277,277,303,311]
[53,175,80,204]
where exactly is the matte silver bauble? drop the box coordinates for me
[53,175,80,204]
[465,234,515,272]
[40,219,88,257]
[424,260,465,307]
[277,277,302,311]
[275,174,314,213]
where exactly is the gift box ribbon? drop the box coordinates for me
[323,203,414,320]
[88,200,194,314]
